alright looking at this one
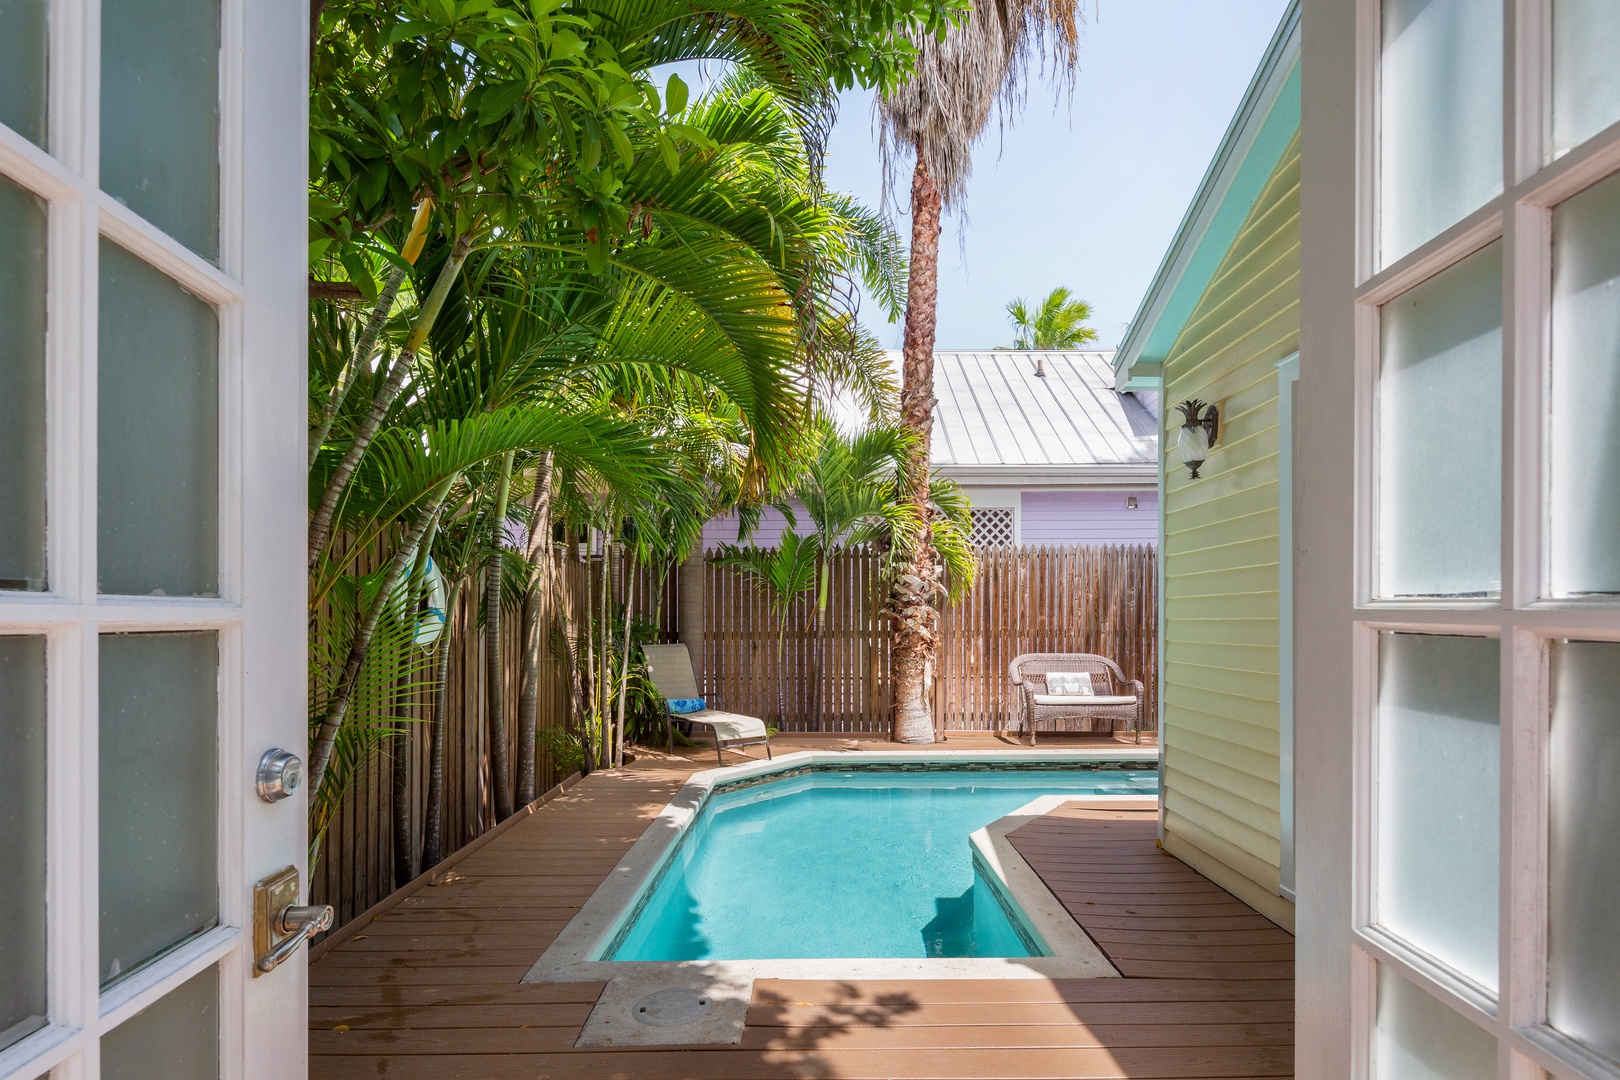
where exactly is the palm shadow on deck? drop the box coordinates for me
[308,737,1293,1079]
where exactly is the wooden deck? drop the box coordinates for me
[308,734,1293,1079]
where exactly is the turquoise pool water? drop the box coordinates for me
[607,765,1158,961]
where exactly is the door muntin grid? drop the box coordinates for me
[1357,0,1620,1076]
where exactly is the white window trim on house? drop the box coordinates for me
[0,1,308,1078]
[1276,352,1299,904]
[1301,1,1620,1078]
[960,488,1020,547]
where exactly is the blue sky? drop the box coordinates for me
[820,0,1292,351]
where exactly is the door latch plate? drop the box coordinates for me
[252,866,301,977]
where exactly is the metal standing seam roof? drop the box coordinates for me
[913,350,1159,474]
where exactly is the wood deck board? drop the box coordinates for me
[309,737,1294,1078]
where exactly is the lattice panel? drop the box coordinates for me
[971,507,1015,548]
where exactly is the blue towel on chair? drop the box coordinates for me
[668,697,706,715]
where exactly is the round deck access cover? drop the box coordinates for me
[631,988,712,1027]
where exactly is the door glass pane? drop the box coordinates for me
[0,637,47,1051]
[100,0,220,260]
[0,175,47,592]
[0,0,47,146]
[1380,0,1503,264]
[1378,244,1502,598]
[1374,964,1497,1079]
[98,241,219,598]
[1549,174,1620,596]
[100,632,217,985]
[100,965,218,1080]
[1552,0,1620,157]
[1547,641,1620,1064]
[1376,632,1499,991]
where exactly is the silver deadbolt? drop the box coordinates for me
[256,748,304,803]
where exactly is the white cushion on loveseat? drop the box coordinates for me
[1030,693,1137,706]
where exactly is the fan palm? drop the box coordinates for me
[877,0,1082,742]
[1006,287,1098,349]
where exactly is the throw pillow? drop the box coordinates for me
[1044,672,1093,696]
[667,697,707,714]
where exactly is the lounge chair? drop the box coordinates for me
[642,643,773,765]
[1008,652,1145,744]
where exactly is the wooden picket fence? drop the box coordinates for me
[311,542,1155,931]
[309,544,675,932]
[700,544,1158,733]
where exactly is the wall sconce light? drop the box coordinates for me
[1175,399,1219,479]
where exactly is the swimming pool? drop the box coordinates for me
[605,763,1159,961]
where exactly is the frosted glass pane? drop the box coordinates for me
[1378,244,1502,598]
[98,241,218,597]
[0,175,47,592]
[100,966,217,1080]
[0,637,46,1051]
[1380,0,1503,263]
[0,0,47,146]
[1549,174,1620,596]
[1377,633,1499,990]
[1552,0,1620,156]
[1374,965,1497,1080]
[100,633,217,985]
[100,0,219,260]
[1547,641,1620,1064]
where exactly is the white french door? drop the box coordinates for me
[0,1,307,1078]
[1301,0,1620,1077]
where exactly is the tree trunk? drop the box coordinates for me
[485,451,515,822]
[810,555,829,731]
[889,159,944,744]
[515,452,554,807]
[308,231,475,572]
[393,522,438,888]
[310,265,407,470]
[422,578,461,869]
[613,564,636,768]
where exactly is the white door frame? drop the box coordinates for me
[1299,0,1620,1077]
[0,1,308,1077]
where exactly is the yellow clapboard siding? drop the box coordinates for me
[1160,130,1300,914]
[1166,723,1281,781]
[1163,781,1280,860]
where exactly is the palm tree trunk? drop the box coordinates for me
[810,555,829,731]
[393,514,439,888]
[310,265,407,470]
[889,159,943,744]
[613,565,636,768]
[516,452,554,807]
[309,473,456,796]
[308,230,475,572]
[422,577,461,869]
[485,451,515,822]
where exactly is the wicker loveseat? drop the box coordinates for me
[1008,652,1144,744]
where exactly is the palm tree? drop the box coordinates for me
[878,0,1082,742]
[1006,287,1098,349]
[716,532,821,725]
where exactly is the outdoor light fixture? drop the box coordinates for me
[1175,399,1219,479]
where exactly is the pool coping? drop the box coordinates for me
[523,749,1159,1047]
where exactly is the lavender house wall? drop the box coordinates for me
[1020,489,1159,545]
[698,491,1159,549]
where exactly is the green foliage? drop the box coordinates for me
[1005,286,1099,350]
[537,725,587,777]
